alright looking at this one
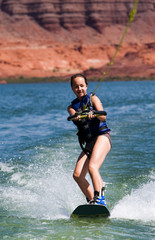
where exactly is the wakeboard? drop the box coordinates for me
[71,204,110,218]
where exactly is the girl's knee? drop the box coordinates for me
[73,170,80,182]
[73,170,85,184]
[88,162,96,174]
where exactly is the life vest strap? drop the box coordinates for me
[77,133,92,159]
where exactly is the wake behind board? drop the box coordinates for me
[71,204,110,218]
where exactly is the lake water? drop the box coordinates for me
[0,81,155,239]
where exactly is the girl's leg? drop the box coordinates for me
[73,151,94,201]
[88,135,111,193]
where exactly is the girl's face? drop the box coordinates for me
[71,77,87,100]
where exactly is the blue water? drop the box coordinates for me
[0,81,155,239]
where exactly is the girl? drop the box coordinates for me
[67,73,111,205]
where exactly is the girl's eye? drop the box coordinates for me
[73,84,84,89]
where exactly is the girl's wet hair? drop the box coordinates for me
[71,73,88,87]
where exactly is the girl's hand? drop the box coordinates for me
[73,115,81,121]
[88,111,96,119]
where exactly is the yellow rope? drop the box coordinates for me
[91,0,139,95]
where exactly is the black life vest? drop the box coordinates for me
[71,93,110,144]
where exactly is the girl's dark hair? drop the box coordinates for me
[71,73,88,87]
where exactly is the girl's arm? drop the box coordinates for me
[67,105,76,115]
[67,105,81,121]
[90,95,106,121]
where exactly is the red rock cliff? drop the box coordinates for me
[0,0,155,79]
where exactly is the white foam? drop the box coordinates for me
[10,172,28,185]
[2,146,154,221]
[0,147,83,220]
[111,180,155,222]
[0,162,14,173]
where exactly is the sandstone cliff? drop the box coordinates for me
[0,0,155,80]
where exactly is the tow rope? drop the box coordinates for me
[83,0,139,111]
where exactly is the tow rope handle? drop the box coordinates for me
[67,111,107,121]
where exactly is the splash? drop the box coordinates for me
[0,162,14,173]
[111,178,155,222]
[0,146,83,220]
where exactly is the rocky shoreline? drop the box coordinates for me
[0,0,155,82]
